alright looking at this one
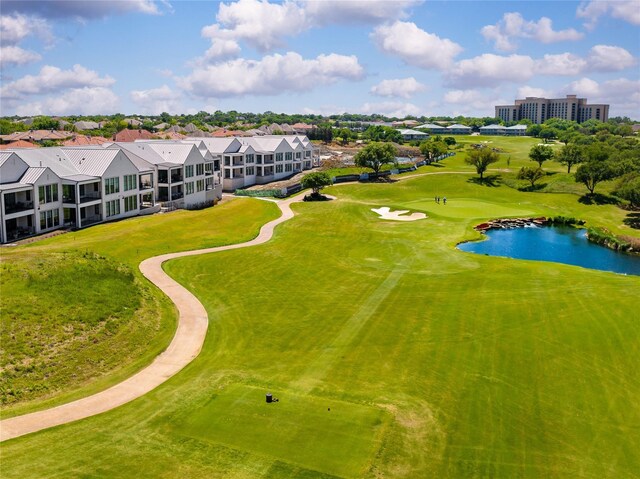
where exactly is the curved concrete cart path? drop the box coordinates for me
[0,195,301,442]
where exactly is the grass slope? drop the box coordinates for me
[0,198,280,416]
[2,168,638,478]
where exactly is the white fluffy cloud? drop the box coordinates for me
[15,87,119,116]
[446,44,636,88]
[534,53,588,76]
[1,64,115,99]
[0,45,42,67]
[130,85,183,114]
[370,77,426,99]
[1,0,169,19]
[481,12,583,51]
[517,86,552,98]
[371,21,462,70]
[446,54,536,88]
[586,44,636,71]
[203,39,242,62]
[359,101,421,118]
[305,0,421,25]
[441,88,509,116]
[203,0,307,52]
[179,52,364,98]
[577,0,640,30]
[200,0,421,53]
[0,13,52,45]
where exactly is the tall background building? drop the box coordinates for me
[495,95,609,124]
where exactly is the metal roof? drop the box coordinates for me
[145,143,200,164]
[20,167,50,184]
[9,148,80,177]
[480,124,506,129]
[64,174,100,182]
[63,148,121,176]
[447,124,471,129]
[0,182,32,192]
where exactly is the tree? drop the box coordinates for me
[556,144,585,173]
[539,127,558,143]
[526,124,542,137]
[575,161,615,194]
[354,142,397,175]
[465,148,499,180]
[529,144,554,168]
[443,136,456,146]
[420,140,447,163]
[615,124,634,138]
[614,173,640,208]
[301,172,332,195]
[517,166,545,187]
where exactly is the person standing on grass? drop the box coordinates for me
[443,196,447,205]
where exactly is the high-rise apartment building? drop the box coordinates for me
[495,95,609,124]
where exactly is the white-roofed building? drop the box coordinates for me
[416,123,447,133]
[187,135,318,191]
[505,124,528,136]
[479,124,507,135]
[447,124,472,135]
[398,129,429,141]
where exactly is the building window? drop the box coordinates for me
[205,177,214,190]
[224,170,231,179]
[196,179,205,192]
[186,181,195,195]
[196,163,204,176]
[38,184,58,204]
[124,195,137,212]
[275,164,283,173]
[305,150,311,158]
[106,199,120,217]
[123,174,136,191]
[285,164,293,172]
[295,152,301,159]
[40,209,59,229]
[276,153,283,162]
[104,177,119,195]
[285,152,293,161]
[246,154,254,163]
[246,167,255,175]
[185,165,194,178]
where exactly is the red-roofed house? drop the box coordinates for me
[0,140,40,150]
[113,129,156,142]
[62,135,110,146]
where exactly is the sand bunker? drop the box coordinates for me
[371,207,427,221]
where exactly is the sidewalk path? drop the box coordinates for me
[0,195,302,442]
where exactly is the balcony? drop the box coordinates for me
[4,201,34,215]
[80,192,101,203]
[139,181,153,190]
[5,226,35,241]
[170,173,183,183]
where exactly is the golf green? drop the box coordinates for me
[401,198,536,219]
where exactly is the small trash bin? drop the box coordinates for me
[266,393,273,403]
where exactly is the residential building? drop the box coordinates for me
[189,135,319,191]
[416,123,447,133]
[114,129,156,142]
[0,147,155,243]
[398,129,429,141]
[479,124,507,135]
[495,95,609,124]
[447,124,472,135]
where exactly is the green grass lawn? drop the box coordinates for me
[1,147,639,478]
[0,198,280,417]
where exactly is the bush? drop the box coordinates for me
[548,216,585,226]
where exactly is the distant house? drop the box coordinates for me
[113,129,156,142]
[446,124,472,135]
[398,129,429,141]
[62,135,110,146]
[0,140,40,150]
[153,123,169,131]
[0,130,73,143]
[416,123,447,133]
[74,121,100,131]
[124,119,143,127]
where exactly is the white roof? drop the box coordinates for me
[63,148,122,177]
[416,123,446,129]
[145,142,202,165]
[480,124,506,129]
[399,129,429,135]
[507,124,528,130]
[447,124,471,129]
[19,167,50,184]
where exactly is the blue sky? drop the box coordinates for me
[1,0,638,118]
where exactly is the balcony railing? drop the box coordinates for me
[4,202,34,214]
[170,175,183,183]
[81,216,102,226]
[6,227,35,241]
[139,182,153,190]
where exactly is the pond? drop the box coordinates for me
[458,225,640,276]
